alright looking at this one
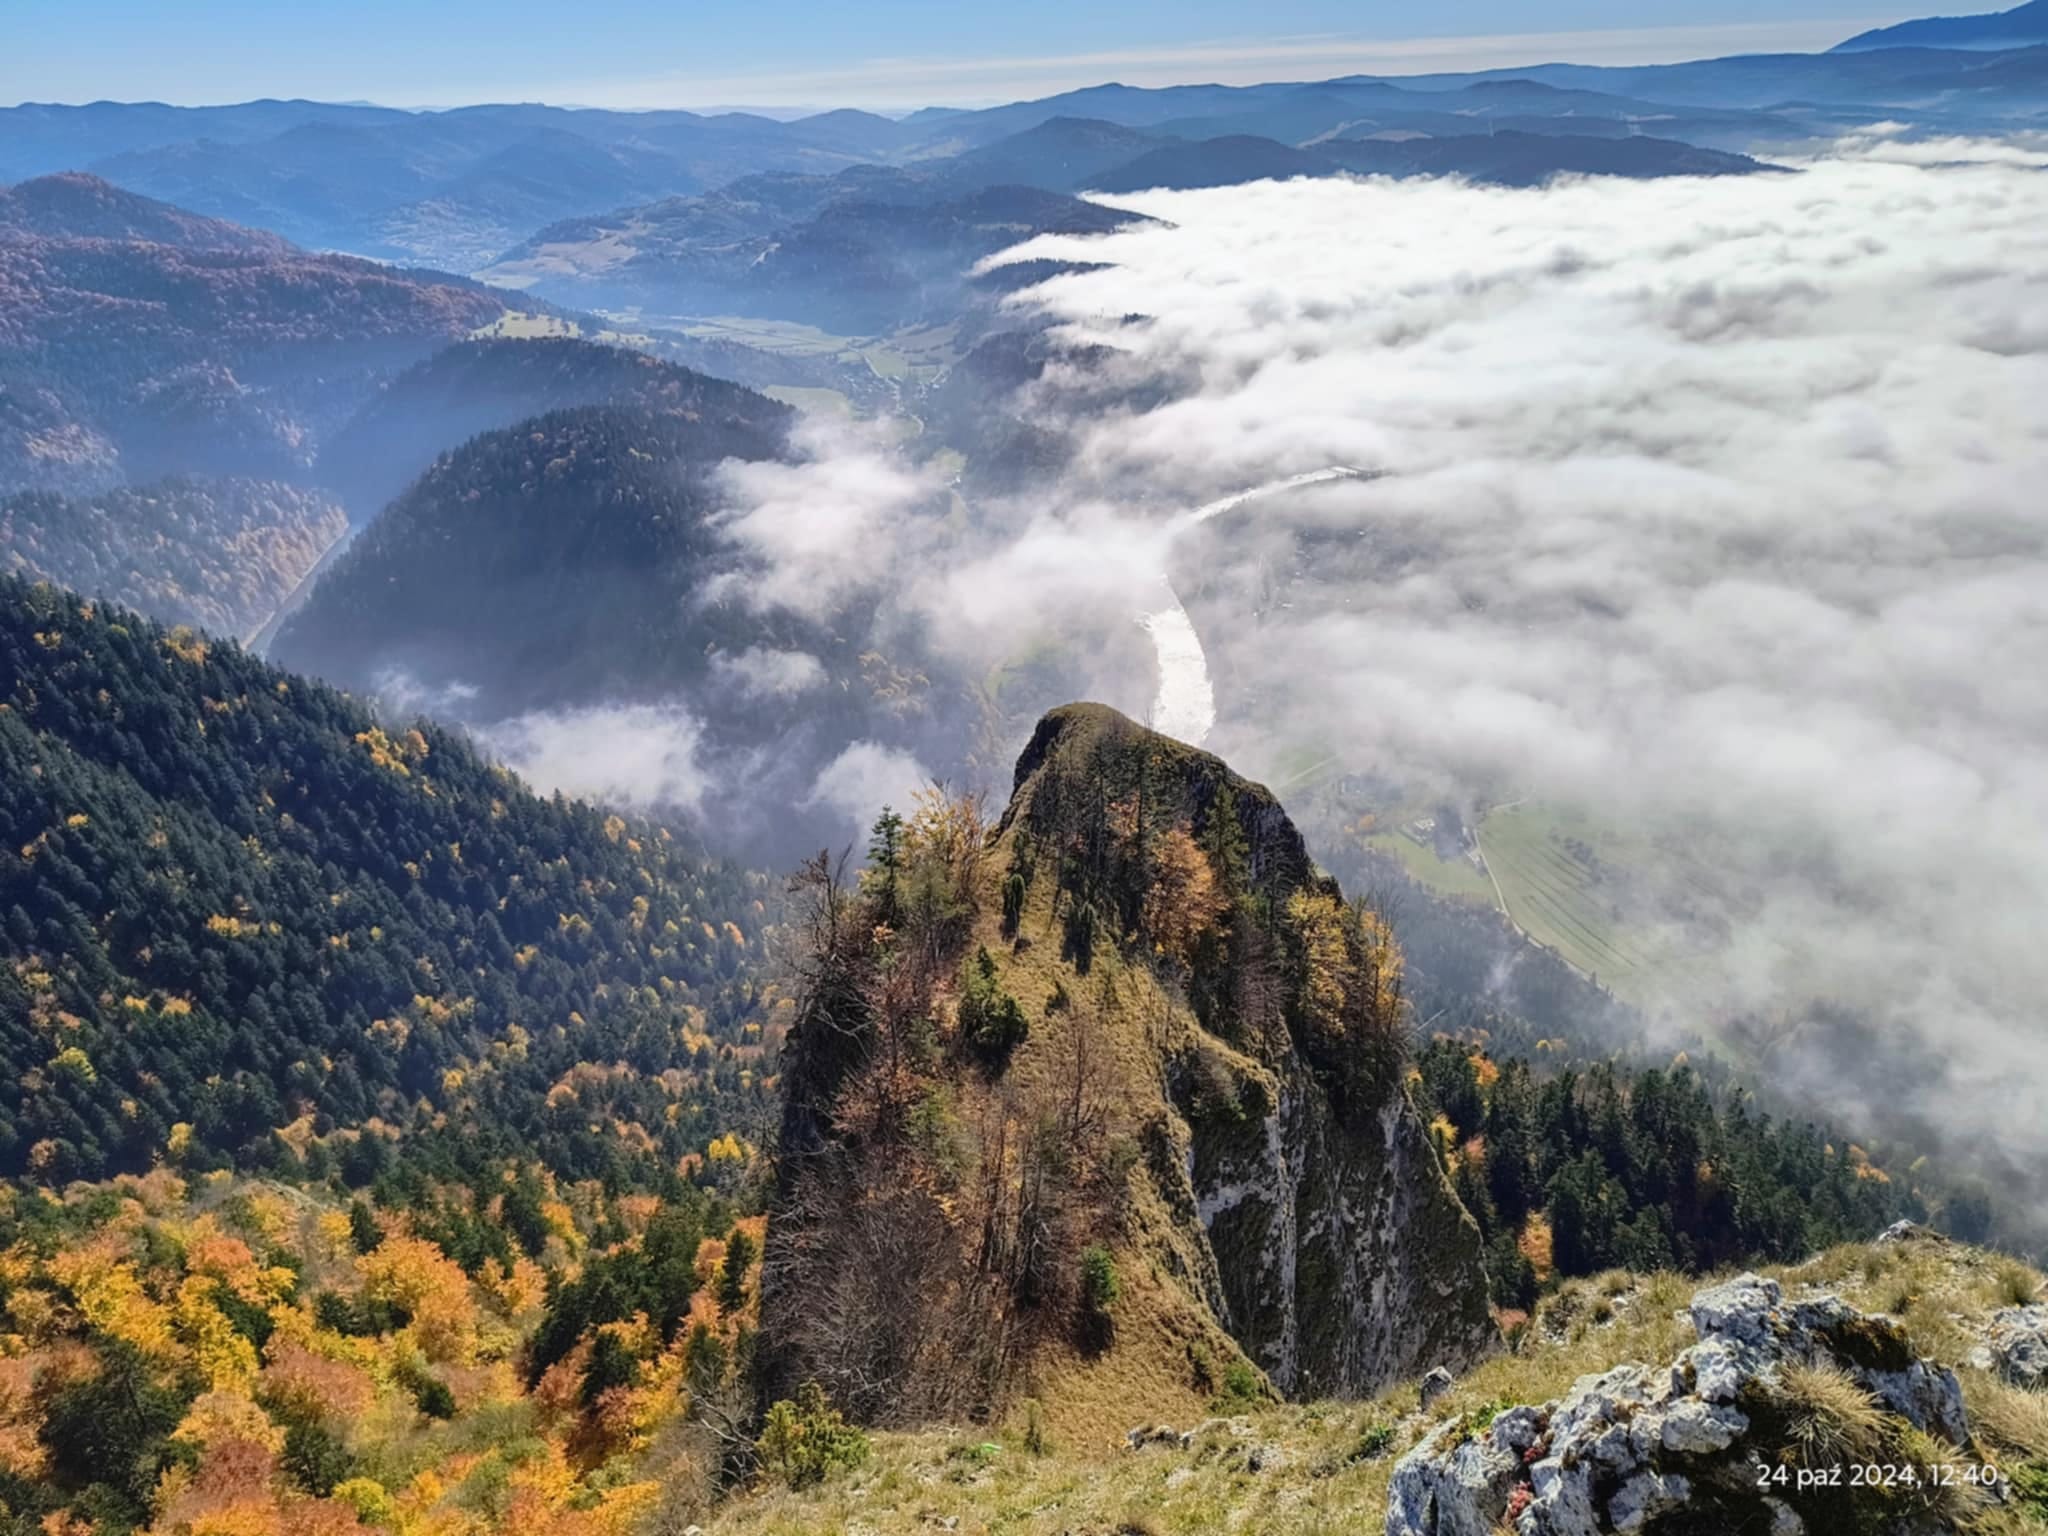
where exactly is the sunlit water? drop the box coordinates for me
[1142,466,1366,745]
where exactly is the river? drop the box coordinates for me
[1142,466,1367,745]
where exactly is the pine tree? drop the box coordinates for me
[866,807,906,926]
[581,1330,639,1408]
[348,1199,382,1254]
[718,1226,755,1317]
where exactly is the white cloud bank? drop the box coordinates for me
[957,144,2046,1170]
[711,418,937,621]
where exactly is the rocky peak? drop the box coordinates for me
[1009,704,1497,1395]
[762,703,1495,1430]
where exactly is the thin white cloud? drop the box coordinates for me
[803,741,933,838]
[710,418,940,620]
[713,646,829,697]
[517,19,1889,112]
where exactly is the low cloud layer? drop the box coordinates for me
[711,418,937,621]
[485,702,712,815]
[965,145,2047,1176]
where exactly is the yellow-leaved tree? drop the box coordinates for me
[1140,824,1228,966]
[358,1234,477,1364]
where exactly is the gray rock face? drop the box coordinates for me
[1386,1274,1972,1536]
[1989,1304,2048,1388]
[1385,1404,1541,1536]
[1181,1053,1496,1398]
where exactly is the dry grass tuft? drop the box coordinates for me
[1776,1361,1890,1467]
[1638,1270,1690,1316]
[1987,1258,2043,1310]
[1967,1370,2048,1462]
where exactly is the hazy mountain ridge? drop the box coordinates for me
[0,168,293,253]
[1,476,347,640]
[0,173,510,496]
[269,398,988,869]
[12,28,2046,279]
[27,102,927,266]
[1087,128,1771,193]
[1835,0,2048,52]
[274,401,796,715]
[485,176,1150,330]
[1367,41,2048,112]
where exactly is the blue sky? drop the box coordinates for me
[5,0,1913,110]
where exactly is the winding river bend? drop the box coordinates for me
[1143,466,1367,745]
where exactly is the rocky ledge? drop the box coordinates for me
[1388,1273,1991,1536]
[1976,1304,2048,1390]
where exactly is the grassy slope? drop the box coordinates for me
[1358,798,1733,1007]
[705,1238,2047,1535]
[1365,826,1499,907]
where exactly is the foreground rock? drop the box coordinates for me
[1985,1305,2048,1389]
[1388,1274,1978,1536]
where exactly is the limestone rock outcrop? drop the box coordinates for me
[1388,1273,1975,1536]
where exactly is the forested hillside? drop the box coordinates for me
[0,1148,773,1534]
[763,703,1495,1437]
[1410,1039,1919,1317]
[1,478,346,639]
[0,577,783,1187]
[275,402,795,718]
[315,338,788,521]
[0,170,293,254]
[0,664,1999,1536]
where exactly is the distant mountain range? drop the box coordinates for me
[1,5,2042,748]
[6,25,2044,274]
[1835,0,2048,52]
[485,176,1149,331]
[1087,128,1767,194]
[0,101,928,270]
[478,118,1769,324]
